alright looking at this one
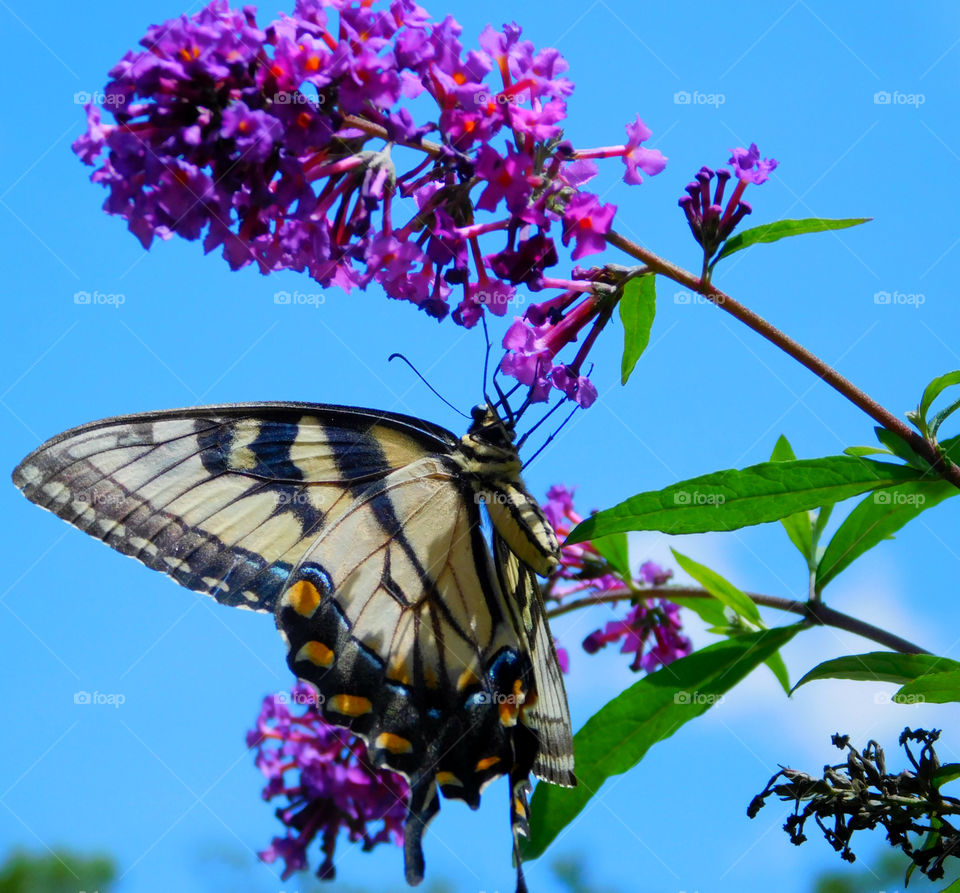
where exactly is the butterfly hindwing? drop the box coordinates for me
[493,532,575,787]
[276,454,542,883]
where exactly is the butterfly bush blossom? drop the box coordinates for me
[72,0,667,408]
[542,485,692,672]
[248,682,408,880]
[678,143,778,265]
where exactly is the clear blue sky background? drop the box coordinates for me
[4,1,960,891]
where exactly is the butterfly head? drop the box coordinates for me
[458,403,523,473]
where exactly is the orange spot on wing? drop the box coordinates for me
[298,641,334,667]
[475,755,501,772]
[287,579,322,616]
[375,732,412,754]
[329,694,372,717]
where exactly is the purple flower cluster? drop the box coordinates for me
[582,589,692,673]
[541,485,691,672]
[74,0,666,406]
[248,682,408,881]
[678,143,778,264]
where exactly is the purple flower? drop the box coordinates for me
[729,143,778,185]
[452,278,515,327]
[678,166,752,261]
[550,365,598,408]
[249,682,408,882]
[539,486,689,673]
[500,319,556,402]
[582,600,691,672]
[622,115,668,185]
[71,0,658,401]
[474,144,534,214]
[561,193,616,260]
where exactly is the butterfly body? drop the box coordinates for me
[12,401,574,889]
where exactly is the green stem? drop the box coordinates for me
[604,230,960,491]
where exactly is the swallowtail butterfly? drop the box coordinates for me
[12,400,575,890]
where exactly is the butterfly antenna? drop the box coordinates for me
[481,314,493,402]
[516,395,565,449]
[388,353,470,419]
[522,401,579,469]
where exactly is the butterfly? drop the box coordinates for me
[12,400,575,890]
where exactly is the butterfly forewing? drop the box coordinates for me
[12,403,454,610]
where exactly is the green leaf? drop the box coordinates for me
[764,650,791,694]
[567,457,923,543]
[875,427,928,470]
[668,594,729,629]
[844,446,893,458]
[619,275,656,385]
[793,652,960,692]
[816,479,958,591]
[711,218,872,266]
[929,395,960,439]
[592,533,631,580]
[523,625,801,860]
[919,371,960,428]
[770,435,814,560]
[939,879,960,893]
[933,763,960,788]
[897,670,960,704]
[671,549,762,626]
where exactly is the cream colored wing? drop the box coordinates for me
[276,456,541,885]
[12,403,456,611]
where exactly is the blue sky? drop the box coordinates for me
[3,1,960,891]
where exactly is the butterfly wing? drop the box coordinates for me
[493,532,575,789]
[276,453,544,884]
[13,402,556,888]
[11,403,457,611]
